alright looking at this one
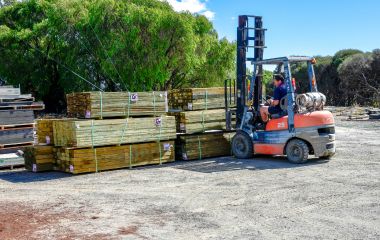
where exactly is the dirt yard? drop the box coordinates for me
[0,116,379,240]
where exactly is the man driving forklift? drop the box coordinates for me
[259,74,287,122]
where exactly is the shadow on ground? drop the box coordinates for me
[0,170,71,183]
[145,156,329,173]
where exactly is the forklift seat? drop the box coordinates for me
[271,96,288,119]
[271,111,287,119]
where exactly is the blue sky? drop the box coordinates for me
[166,0,380,59]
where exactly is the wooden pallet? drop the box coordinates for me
[53,116,177,148]
[0,123,34,130]
[169,87,235,111]
[0,103,44,111]
[176,131,235,160]
[67,91,168,119]
[0,141,34,149]
[55,141,175,174]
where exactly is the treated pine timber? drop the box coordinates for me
[24,145,55,172]
[55,141,175,174]
[169,109,234,134]
[53,116,177,148]
[67,91,168,119]
[36,119,66,145]
[169,87,235,111]
[176,131,235,160]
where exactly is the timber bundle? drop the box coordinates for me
[26,91,176,174]
[168,87,235,111]
[67,91,168,119]
[25,87,236,174]
[176,132,235,161]
[169,87,236,160]
[0,86,44,168]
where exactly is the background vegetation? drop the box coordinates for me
[0,0,379,112]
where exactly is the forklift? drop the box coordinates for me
[225,15,336,163]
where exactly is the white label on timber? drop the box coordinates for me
[159,93,163,98]
[163,143,171,151]
[187,103,193,110]
[180,123,185,131]
[32,164,37,172]
[45,136,51,145]
[85,110,91,118]
[75,124,80,129]
[155,117,162,127]
[182,153,188,160]
[69,165,74,173]
[130,93,139,102]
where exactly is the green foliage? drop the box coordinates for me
[0,0,235,112]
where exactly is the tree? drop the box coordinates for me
[338,51,380,106]
[0,0,235,112]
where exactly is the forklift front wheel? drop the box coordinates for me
[232,131,253,159]
[285,139,309,164]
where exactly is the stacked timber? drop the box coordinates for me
[55,141,175,174]
[0,86,44,155]
[169,87,235,111]
[67,91,168,119]
[36,119,63,145]
[170,87,236,161]
[170,109,229,134]
[176,132,235,160]
[53,116,176,148]
[24,145,55,172]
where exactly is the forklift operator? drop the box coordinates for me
[260,74,287,122]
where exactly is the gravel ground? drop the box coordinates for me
[0,116,379,240]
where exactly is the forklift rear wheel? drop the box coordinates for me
[232,131,253,159]
[285,139,309,164]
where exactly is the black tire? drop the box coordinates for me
[232,131,253,159]
[285,139,309,164]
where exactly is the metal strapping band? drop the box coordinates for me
[204,90,208,110]
[153,92,156,116]
[158,117,163,165]
[90,120,98,173]
[201,111,205,132]
[119,119,129,145]
[198,135,202,160]
[99,91,103,119]
[129,145,132,169]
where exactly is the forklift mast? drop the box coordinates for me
[236,15,266,127]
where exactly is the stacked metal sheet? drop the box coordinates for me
[0,86,44,157]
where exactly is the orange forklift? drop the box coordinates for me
[225,15,336,163]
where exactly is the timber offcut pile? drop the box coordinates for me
[67,91,168,119]
[170,87,236,161]
[26,90,176,174]
[0,86,44,157]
